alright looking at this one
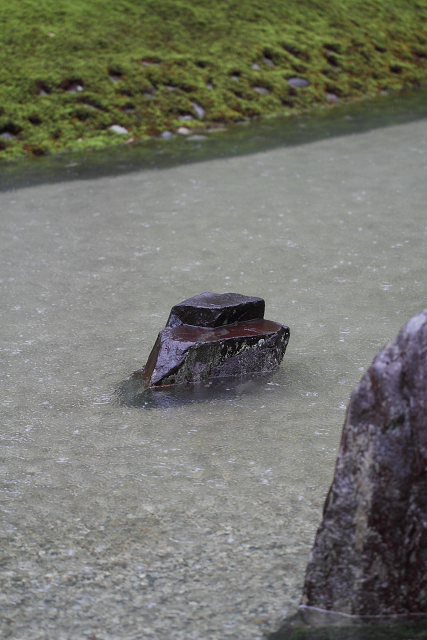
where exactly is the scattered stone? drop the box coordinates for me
[179,115,193,121]
[165,85,176,91]
[186,135,207,141]
[39,89,47,96]
[206,83,213,89]
[1,132,15,140]
[125,137,134,144]
[301,309,427,616]
[193,103,206,118]
[110,74,121,83]
[66,83,83,93]
[254,87,270,95]
[263,57,275,67]
[136,292,290,389]
[252,63,260,70]
[287,77,310,88]
[177,127,191,135]
[326,92,339,102]
[84,103,99,110]
[231,75,240,81]
[142,61,160,66]
[144,92,155,100]
[109,125,129,135]
[160,131,173,138]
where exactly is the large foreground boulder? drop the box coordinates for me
[137,292,290,388]
[301,309,427,616]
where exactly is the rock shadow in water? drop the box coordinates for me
[115,371,277,409]
[268,607,427,640]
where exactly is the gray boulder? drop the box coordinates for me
[302,309,427,616]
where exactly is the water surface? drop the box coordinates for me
[1,95,427,639]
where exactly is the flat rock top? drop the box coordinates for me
[166,292,265,328]
[162,318,287,344]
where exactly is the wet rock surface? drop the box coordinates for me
[166,292,265,328]
[137,292,289,388]
[301,309,427,616]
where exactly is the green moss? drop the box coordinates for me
[1,0,427,159]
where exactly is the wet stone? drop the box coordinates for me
[301,309,427,616]
[166,292,265,328]
[140,319,289,388]
[137,292,289,388]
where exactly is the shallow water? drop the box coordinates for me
[1,96,427,639]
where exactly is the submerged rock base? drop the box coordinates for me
[136,292,290,388]
[117,372,277,409]
[301,310,427,617]
[269,607,427,640]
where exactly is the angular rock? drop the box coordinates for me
[139,318,289,387]
[301,309,427,616]
[166,292,265,328]
[136,292,289,388]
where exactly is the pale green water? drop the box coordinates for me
[1,98,427,639]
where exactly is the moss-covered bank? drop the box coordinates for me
[1,0,427,159]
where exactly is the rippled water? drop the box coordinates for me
[1,93,427,639]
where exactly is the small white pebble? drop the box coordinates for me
[109,125,129,135]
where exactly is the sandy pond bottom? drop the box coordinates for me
[1,113,427,639]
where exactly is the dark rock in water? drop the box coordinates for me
[140,319,289,387]
[137,292,289,388]
[301,309,427,616]
[166,291,265,328]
